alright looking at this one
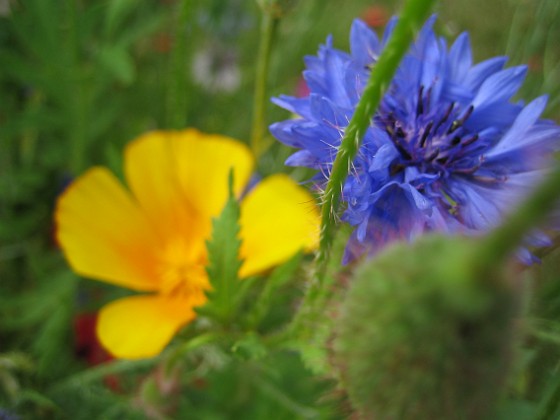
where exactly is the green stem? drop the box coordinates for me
[250,11,279,157]
[246,252,303,330]
[478,165,560,266]
[163,332,220,374]
[166,0,191,129]
[20,91,43,168]
[53,358,158,391]
[535,372,560,420]
[316,0,436,279]
[252,373,320,418]
[289,0,437,339]
[66,0,87,175]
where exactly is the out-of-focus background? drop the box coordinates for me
[1,0,560,418]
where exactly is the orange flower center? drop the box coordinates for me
[158,238,209,299]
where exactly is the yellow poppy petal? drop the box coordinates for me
[124,129,253,255]
[97,293,205,359]
[239,174,320,277]
[172,129,254,222]
[124,131,201,244]
[56,167,161,291]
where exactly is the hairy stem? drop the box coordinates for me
[166,0,191,129]
[250,11,279,157]
[290,0,437,339]
[316,0,437,286]
[66,0,87,175]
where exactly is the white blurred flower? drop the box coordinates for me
[192,41,241,93]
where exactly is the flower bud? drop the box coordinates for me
[333,234,522,419]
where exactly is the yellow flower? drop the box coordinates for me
[56,129,319,359]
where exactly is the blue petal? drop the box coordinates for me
[448,32,472,82]
[272,95,311,118]
[441,81,475,104]
[309,93,352,128]
[402,182,432,213]
[381,16,399,46]
[465,56,507,91]
[368,142,399,174]
[515,248,540,265]
[285,150,322,168]
[467,101,521,130]
[350,19,380,67]
[471,65,527,107]
[448,180,503,230]
[418,29,444,89]
[525,230,552,248]
[344,63,369,104]
[269,120,304,148]
[487,95,548,156]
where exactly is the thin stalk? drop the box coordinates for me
[316,0,436,284]
[20,91,43,168]
[250,11,279,157]
[164,332,220,375]
[66,0,87,175]
[166,0,191,129]
[53,358,158,391]
[289,0,437,339]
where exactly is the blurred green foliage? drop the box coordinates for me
[1,0,560,418]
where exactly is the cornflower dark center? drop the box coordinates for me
[381,85,483,178]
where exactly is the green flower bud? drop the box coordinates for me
[333,234,522,419]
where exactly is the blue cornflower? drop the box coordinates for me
[270,16,560,264]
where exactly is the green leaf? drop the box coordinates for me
[96,45,135,85]
[231,333,268,361]
[104,0,138,38]
[52,358,157,393]
[294,321,332,376]
[534,371,560,420]
[0,353,34,373]
[199,170,243,324]
[494,399,536,420]
[15,389,59,413]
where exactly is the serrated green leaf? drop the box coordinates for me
[231,333,268,361]
[296,319,332,376]
[201,170,243,324]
